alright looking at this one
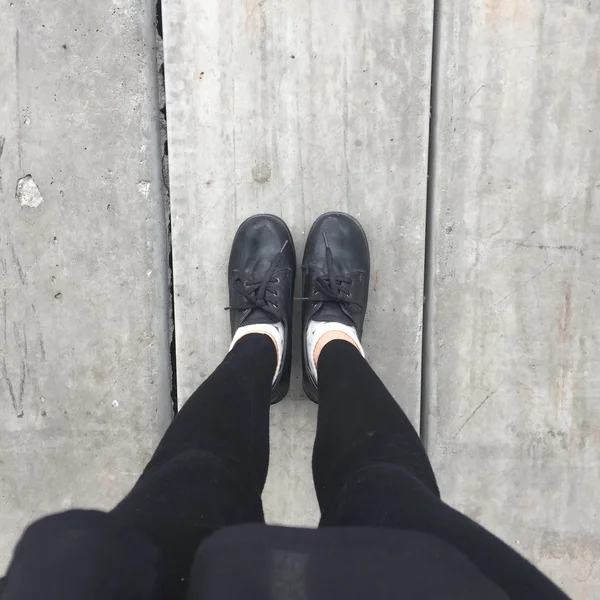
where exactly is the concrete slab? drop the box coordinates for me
[427,1,600,596]
[163,0,433,525]
[0,0,171,571]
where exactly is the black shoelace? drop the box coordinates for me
[299,233,363,315]
[226,240,288,321]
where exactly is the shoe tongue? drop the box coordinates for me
[249,256,272,280]
[312,302,354,327]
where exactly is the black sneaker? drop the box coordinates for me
[301,212,370,402]
[228,214,296,404]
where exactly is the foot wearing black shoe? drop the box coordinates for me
[301,212,370,402]
[228,214,296,404]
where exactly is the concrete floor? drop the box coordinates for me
[163,0,433,526]
[0,0,171,572]
[1,0,599,597]
[428,3,600,597]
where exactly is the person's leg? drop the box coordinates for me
[313,340,569,599]
[110,332,276,594]
[313,339,438,514]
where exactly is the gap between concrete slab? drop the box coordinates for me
[154,0,178,418]
[420,0,441,448]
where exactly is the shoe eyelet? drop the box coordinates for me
[273,277,280,284]
[274,290,279,297]
[273,303,279,309]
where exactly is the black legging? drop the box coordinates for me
[1,334,567,599]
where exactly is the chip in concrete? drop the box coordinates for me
[16,175,44,208]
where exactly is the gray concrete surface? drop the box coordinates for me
[0,0,171,572]
[3,0,599,595]
[163,0,434,525]
[427,2,600,597]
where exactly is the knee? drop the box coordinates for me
[4,510,161,600]
[12,509,108,559]
[321,463,440,527]
[121,449,264,527]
